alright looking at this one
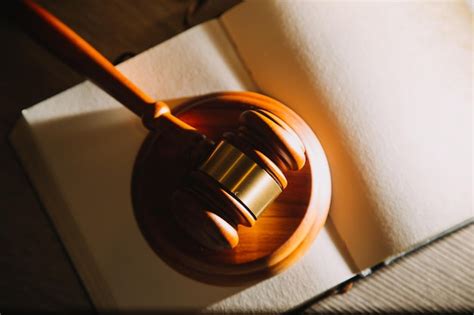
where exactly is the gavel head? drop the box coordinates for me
[172,108,306,250]
[132,91,329,284]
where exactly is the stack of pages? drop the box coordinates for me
[10,1,472,312]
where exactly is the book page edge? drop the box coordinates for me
[9,114,117,310]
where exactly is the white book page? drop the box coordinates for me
[11,20,354,312]
[221,0,473,269]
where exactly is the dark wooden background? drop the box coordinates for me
[0,0,237,312]
[1,1,472,313]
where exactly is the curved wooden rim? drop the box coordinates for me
[132,91,332,285]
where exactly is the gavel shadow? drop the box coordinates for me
[31,106,246,308]
[29,90,335,307]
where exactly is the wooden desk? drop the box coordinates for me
[0,0,472,312]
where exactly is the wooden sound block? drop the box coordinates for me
[132,92,331,286]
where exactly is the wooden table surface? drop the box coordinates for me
[0,0,472,312]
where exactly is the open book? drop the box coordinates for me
[10,1,472,312]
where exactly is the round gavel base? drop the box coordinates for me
[132,92,331,286]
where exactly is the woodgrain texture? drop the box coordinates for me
[13,0,323,255]
[132,92,331,285]
[11,0,158,118]
[305,224,474,313]
[1,0,472,312]
[0,0,203,311]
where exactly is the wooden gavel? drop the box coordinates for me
[13,0,307,250]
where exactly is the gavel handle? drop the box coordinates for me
[11,0,167,120]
